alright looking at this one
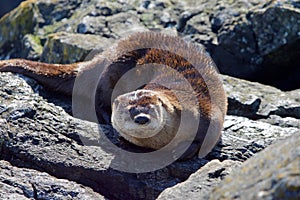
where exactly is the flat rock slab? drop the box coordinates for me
[223,75,300,120]
[158,132,300,200]
[0,160,105,200]
[157,159,241,200]
[210,132,300,200]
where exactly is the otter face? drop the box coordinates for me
[111,90,172,140]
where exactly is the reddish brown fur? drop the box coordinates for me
[137,48,212,118]
[0,59,77,76]
[0,59,78,95]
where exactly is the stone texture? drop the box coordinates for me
[223,75,300,120]
[0,0,36,59]
[40,32,111,64]
[0,160,105,200]
[21,34,43,61]
[209,132,300,200]
[210,115,298,162]
[157,132,300,200]
[157,159,241,200]
[215,2,300,90]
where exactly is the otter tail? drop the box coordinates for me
[0,59,78,95]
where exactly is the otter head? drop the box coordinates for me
[111,89,179,149]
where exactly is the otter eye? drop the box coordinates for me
[129,107,140,118]
[157,98,164,106]
[129,106,150,119]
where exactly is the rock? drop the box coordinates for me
[209,115,298,162]
[0,0,36,59]
[21,34,43,61]
[40,32,111,63]
[158,125,299,200]
[223,75,300,121]
[0,160,105,200]
[209,132,300,200]
[179,0,258,44]
[215,2,300,90]
[259,115,300,129]
[157,159,241,200]
[76,15,109,35]
[105,11,146,38]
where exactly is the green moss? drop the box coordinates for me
[28,34,40,44]
[24,34,43,55]
[41,32,88,63]
[40,20,69,36]
[0,1,36,47]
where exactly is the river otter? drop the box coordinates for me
[0,31,227,159]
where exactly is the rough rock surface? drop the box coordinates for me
[0,160,105,200]
[157,159,241,200]
[158,132,300,200]
[215,3,300,90]
[40,32,111,64]
[0,0,300,200]
[210,132,300,200]
[223,75,300,120]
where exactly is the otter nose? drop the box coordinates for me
[134,115,150,125]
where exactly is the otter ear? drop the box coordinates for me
[157,96,175,113]
[112,97,120,108]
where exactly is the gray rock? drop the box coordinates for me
[40,32,111,64]
[223,75,300,121]
[259,115,300,129]
[209,115,298,162]
[179,0,259,44]
[0,0,36,59]
[215,2,300,90]
[209,132,300,200]
[21,34,43,61]
[0,160,105,200]
[251,6,300,56]
[157,159,241,200]
[105,11,146,38]
[77,15,109,35]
